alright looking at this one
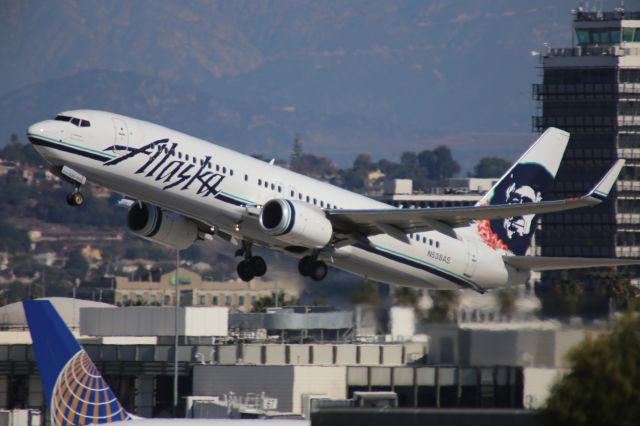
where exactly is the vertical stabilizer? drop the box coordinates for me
[23,300,131,426]
[475,128,570,255]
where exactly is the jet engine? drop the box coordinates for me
[259,199,332,248]
[127,202,199,250]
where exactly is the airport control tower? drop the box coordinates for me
[533,7,640,286]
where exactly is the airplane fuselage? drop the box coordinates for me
[28,110,525,291]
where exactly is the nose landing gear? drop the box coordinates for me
[235,241,267,282]
[298,255,328,281]
[66,188,84,207]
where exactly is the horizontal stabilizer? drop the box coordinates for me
[503,255,640,271]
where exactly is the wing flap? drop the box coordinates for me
[503,255,640,271]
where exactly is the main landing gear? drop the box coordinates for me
[298,255,328,281]
[235,241,267,282]
[66,187,84,207]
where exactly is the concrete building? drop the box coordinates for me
[115,267,300,312]
[533,8,640,285]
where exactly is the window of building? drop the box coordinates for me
[251,296,257,305]
[164,295,170,305]
[150,294,157,304]
[225,296,232,306]
[212,296,219,305]
[122,295,129,304]
[135,294,142,304]
[199,295,205,305]
[238,296,245,306]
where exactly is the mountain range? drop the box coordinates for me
[1,0,578,171]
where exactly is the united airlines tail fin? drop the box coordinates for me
[23,300,132,426]
[474,128,570,255]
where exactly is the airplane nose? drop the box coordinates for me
[27,121,53,144]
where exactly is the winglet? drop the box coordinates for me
[23,300,132,425]
[585,159,625,202]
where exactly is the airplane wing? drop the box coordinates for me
[327,159,625,244]
[503,255,640,271]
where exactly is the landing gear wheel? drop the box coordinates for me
[237,260,255,282]
[66,191,84,207]
[249,256,267,277]
[298,256,313,277]
[309,260,328,282]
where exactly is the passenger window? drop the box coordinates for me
[429,239,433,246]
[223,166,227,173]
[258,179,262,185]
[422,237,426,244]
[306,196,310,203]
[436,241,440,248]
[313,198,317,205]
[178,152,182,159]
[230,169,234,176]
[270,183,274,190]
[245,174,249,182]
[264,181,268,188]
[216,165,220,171]
[192,157,196,164]
[290,190,294,197]
[278,186,282,193]
[185,154,190,161]
[320,201,324,207]
[298,194,302,200]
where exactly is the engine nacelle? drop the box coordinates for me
[259,199,333,248]
[127,202,199,250]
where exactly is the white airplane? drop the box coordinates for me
[23,299,310,425]
[27,110,640,292]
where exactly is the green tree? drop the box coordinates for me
[425,290,459,322]
[471,156,510,178]
[394,286,419,308]
[0,221,31,253]
[66,249,89,281]
[496,287,518,320]
[543,314,640,426]
[351,279,380,306]
[251,291,295,312]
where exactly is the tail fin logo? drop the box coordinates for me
[477,163,554,255]
[50,350,130,426]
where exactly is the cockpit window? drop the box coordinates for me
[54,115,90,127]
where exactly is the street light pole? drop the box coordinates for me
[173,249,180,415]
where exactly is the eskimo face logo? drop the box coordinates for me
[479,163,554,256]
[50,350,130,426]
[104,139,225,197]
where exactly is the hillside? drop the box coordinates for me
[0,0,575,169]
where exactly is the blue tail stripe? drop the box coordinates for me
[23,300,81,408]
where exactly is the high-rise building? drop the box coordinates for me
[533,8,640,286]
